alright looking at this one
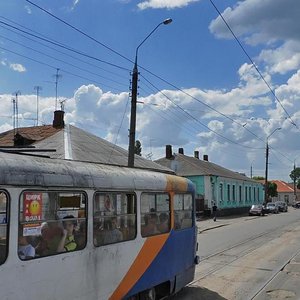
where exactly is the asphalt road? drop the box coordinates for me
[173,208,300,300]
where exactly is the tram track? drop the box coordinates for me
[189,217,300,294]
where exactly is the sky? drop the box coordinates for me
[0,0,300,182]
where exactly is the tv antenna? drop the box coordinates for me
[34,86,42,126]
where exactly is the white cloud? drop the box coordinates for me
[24,5,32,14]
[71,0,80,10]
[10,63,26,73]
[137,0,198,10]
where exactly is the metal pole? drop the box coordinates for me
[127,18,172,167]
[264,142,269,204]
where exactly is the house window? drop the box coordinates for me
[245,187,248,202]
[239,186,242,202]
[219,184,223,201]
[249,187,252,202]
[254,187,256,201]
[227,184,230,202]
[232,185,236,202]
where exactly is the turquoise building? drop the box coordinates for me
[155,146,264,216]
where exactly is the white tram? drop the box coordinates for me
[0,152,198,300]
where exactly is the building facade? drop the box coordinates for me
[155,146,264,216]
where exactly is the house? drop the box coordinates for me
[270,180,298,205]
[0,110,172,173]
[155,145,264,216]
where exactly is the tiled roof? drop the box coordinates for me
[155,153,257,182]
[0,124,173,173]
[0,125,60,146]
[271,180,295,193]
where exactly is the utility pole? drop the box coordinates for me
[294,161,297,202]
[128,18,172,167]
[34,86,42,126]
[264,142,269,204]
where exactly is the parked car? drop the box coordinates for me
[292,202,300,208]
[266,202,279,214]
[275,201,288,212]
[249,204,267,216]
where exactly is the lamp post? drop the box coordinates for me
[128,18,172,167]
[264,127,281,204]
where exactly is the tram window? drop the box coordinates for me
[174,194,193,230]
[141,193,170,237]
[18,191,87,259]
[93,192,136,247]
[0,191,8,265]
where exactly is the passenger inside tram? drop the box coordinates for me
[141,213,160,237]
[18,229,35,260]
[103,217,123,245]
[35,221,63,256]
[57,215,77,252]
[158,212,169,233]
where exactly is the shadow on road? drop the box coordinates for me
[171,286,227,300]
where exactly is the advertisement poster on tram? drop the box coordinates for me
[23,192,42,222]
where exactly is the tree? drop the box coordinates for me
[252,176,264,180]
[268,182,278,198]
[290,167,300,189]
[134,140,142,156]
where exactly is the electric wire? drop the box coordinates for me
[25,0,133,65]
[0,20,130,72]
[0,45,125,92]
[209,0,298,129]
[140,74,264,150]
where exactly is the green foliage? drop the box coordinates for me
[252,176,265,180]
[290,167,300,181]
[268,182,278,197]
[134,140,142,156]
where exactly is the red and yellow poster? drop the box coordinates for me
[23,192,42,222]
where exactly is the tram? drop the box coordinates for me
[0,151,198,300]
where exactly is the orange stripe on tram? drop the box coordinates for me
[109,234,169,300]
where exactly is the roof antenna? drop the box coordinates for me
[53,68,62,110]
[34,86,42,126]
[12,90,21,136]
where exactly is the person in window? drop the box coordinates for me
[103,217,123,245]
[57,215,77,252]
[141,213,160,237]
[35,221,63,256]
[158,213,169,233]
[18,230,35,259]
[104,195,114,215]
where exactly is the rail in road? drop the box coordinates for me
[172,209,300,300]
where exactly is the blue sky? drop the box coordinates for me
[1,0,300,182]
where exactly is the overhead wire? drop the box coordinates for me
[0,16,129,80]
[209,0,298,129]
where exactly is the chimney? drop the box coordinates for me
[178,148,184,155]
[52,110,65,129]
[203,154,208,161]
[166,145,172,159]
[194,151,199,159]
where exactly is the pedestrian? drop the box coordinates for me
[212,203,217,222]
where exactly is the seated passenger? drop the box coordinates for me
[103,217,123,245]
[57,215,77,252]
[158,212,169,233]
[35,221,63,256]
[18,232,35,259]
[141,213,160,237]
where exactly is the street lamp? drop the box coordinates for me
[264,127,281,204]
[128,18,172,167]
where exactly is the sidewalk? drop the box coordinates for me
[196,214,250,233]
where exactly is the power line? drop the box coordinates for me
[25,0,133,64]
[209,0,298,130]
[0,20,130,72]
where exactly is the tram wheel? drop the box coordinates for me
[140,287,156,300]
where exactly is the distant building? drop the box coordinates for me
[0,110,172,173]
[270,180,299,205]
[155,145,264,216]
